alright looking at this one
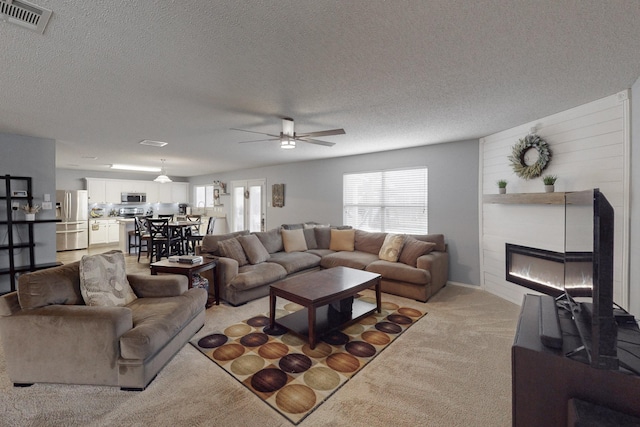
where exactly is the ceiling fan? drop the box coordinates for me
[231,118,345,149]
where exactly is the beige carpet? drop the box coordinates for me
[0,283,520,427]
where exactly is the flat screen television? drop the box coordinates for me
[564,188,618,370]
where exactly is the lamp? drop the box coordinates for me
[153,159,172,183]
[280,137,296,149]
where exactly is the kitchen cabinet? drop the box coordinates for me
[171,182,188,203]
[86,178,106,204]
[89,220,107,245]
[158,183,172,203]
[107,219,119,243]
[145,182,159,203]
[85,178,189,204]
[105,180,123,204]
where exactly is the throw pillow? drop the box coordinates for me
[254,228,284,254]
[314,227,331,249]
[79,251,137,307]
[217,238,249,267]
[200,230,249,255]
[398,237,437,267]
[378,234,406,262]
[238,234,270,264]
[282,229,308,253]
[303,228,318,249]
[329,228,356,251]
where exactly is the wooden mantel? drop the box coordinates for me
[483,192,566,205]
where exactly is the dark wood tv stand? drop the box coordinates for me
[512,294,640,426]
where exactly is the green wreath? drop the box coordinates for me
[508,134,551,180]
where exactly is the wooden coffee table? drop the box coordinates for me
[269,266,381,349]
[150,258,218,307]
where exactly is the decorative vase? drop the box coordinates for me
[25,213,35,221]
[544,185,554,193]
[499,188,506,194]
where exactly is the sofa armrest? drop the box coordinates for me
[128,274,188,298]
[0,291,21,316]
[0,305,133,384]
[215,257,239,287]
[417,251,449,288]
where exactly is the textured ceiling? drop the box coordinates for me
[1,0,640,178]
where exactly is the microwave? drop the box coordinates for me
[121,192,146,203]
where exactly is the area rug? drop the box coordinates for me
[190,294,426,425]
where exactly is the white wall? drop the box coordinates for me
[480,92,630,310]
[191,140,481,286]
[630,76,640,317]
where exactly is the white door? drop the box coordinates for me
[230,179,266,232]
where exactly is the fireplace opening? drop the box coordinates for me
[505,243,592,297]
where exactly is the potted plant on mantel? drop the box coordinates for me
[21,204,41,221]
[497,179,508,194]
[542,175,557,193]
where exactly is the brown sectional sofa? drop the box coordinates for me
[0,256,207,390]
[196,225,448,306]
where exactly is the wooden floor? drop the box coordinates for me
[56,245,151,275]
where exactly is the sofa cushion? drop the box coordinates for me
[320,250,379,270]
[366,260,431,285]
[200,230,249,255]
[18,261,83,309]
[217,238,249,267]
[79,252,138,307]
[354,230,388,255]
[282,229,308,252]
[314,227,331,249]
[119,288,206,360]
[254,228,284,254]
[306,248,335,258]
[229,263,288,292]
[330,229,355,251]
[408,233,446,252]
[238,234,270,264]
[303,228,318,249]
[399,237,437,267]
[267,251,321,274]
[379,233,406,262]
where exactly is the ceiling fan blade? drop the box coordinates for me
[297,128,346,138]
[237,138,280,144]
[231,128,280,138]
[298,138,336,147]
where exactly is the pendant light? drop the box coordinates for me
[154,159,172,183]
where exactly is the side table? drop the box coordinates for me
[150,258,218,308]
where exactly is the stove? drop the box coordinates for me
[119,207,145,218]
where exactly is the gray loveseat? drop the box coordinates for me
[0,252,207,390]
[196,225,448,306]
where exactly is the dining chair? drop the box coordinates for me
[206,217,216,235]
[134,216,152,262]
[158,214,174,221]
[184,214,203,254]
[146,218,182,262]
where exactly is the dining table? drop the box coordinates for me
[168,220,201,255]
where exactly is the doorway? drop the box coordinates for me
[230,179,266,232]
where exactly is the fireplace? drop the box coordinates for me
[505,243,593,297]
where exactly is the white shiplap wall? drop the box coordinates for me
[479,91,630,307]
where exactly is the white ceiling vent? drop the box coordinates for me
[0,0,52,34]
[139,140,168,147]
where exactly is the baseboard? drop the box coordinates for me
[446,281,480,289]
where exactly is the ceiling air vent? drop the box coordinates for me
[139,140,168,147]
[0,0,52,34]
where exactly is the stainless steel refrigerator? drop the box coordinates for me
[56,190,89,251]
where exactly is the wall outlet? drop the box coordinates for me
[12,201,19,210]
[42,202,52,210]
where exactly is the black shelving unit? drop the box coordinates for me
[1,175,60,293]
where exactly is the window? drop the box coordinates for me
[343,167,428,234]
[194,185,214,208]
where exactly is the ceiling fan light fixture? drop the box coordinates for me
[280,138,296,149]
[153,159,173,183]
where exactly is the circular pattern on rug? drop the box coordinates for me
[375,321,402,334]
[362,330,391,346]
[321,330,349,346]
[213,343,245,361]
[279,354,312,373]
[240,332,269,347]
[302,342,332,358]
[387,314,413,325]
[359,315,379,325]
[284,302,304,312]
[230,354,265,376]
[251,368,289,393]
[381,301,400,310]
[398,307,423,318]
[342,323,365,335]
[345,341,376,358]
[263,324,288,336]
[276,384,316,414]
[281,333,307,347]
[197,333,228,349]
[326,352,360,373]
[247,315,270,327]
[224,323,252,337]
[259,342,289,360]
[304,367,341,391]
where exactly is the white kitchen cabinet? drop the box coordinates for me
[86,179,106,204]
[107,219,120,243]
[171,182,189,203]
[105,180,123,203]
[145,182,159,203]
[158,183,172,203]
[89,220,107,245]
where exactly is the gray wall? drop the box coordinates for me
[0,132,57,293]
[630,77,640,316]
[191,139,481,286]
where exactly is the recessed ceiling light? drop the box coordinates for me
[110,164,161,172]
[140,140,168,147]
